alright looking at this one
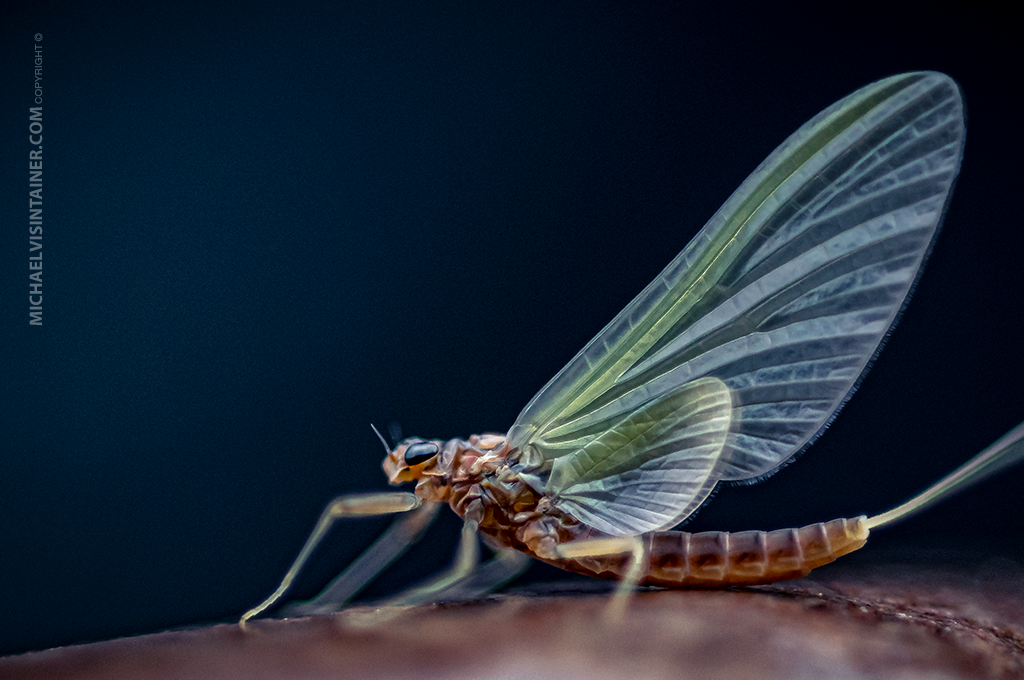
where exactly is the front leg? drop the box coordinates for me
[240,492,426,626]
[281,500,442,617]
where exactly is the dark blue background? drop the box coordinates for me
[2,1,1021,656]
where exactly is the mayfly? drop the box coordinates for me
[242,72,1024,624]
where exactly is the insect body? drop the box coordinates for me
[383,431,869,589]
[242,72,1024,625]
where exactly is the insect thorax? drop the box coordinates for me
[430,434,603,561]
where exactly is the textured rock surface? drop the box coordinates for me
[3,559,1022,679]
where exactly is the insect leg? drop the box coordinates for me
[557,535,646,620]
[279,501,442,617]
[240,491,426,627]
[437,546,532,602]
[373,518,528,607]
[381,519,483,606]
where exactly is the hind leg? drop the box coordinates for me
[557,535,646,621]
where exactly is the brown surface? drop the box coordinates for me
[3,560,1023,680]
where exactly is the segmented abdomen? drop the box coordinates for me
[560,517,869,587]
[647,516,869,586]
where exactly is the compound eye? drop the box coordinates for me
[404,442,439,466]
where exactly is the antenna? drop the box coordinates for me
[370,423,391,453]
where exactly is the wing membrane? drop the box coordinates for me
[548,377,732,535]
[508,73,965,532]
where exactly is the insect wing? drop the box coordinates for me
[547,377,732,535]
[507,73,965,534]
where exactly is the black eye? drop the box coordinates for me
[404,442,439,466]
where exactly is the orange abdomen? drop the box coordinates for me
[553,517,869,587]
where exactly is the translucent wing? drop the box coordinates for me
[547,377,732,535]
[508,72,965,535]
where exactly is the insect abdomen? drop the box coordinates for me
[642,516,869,587]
